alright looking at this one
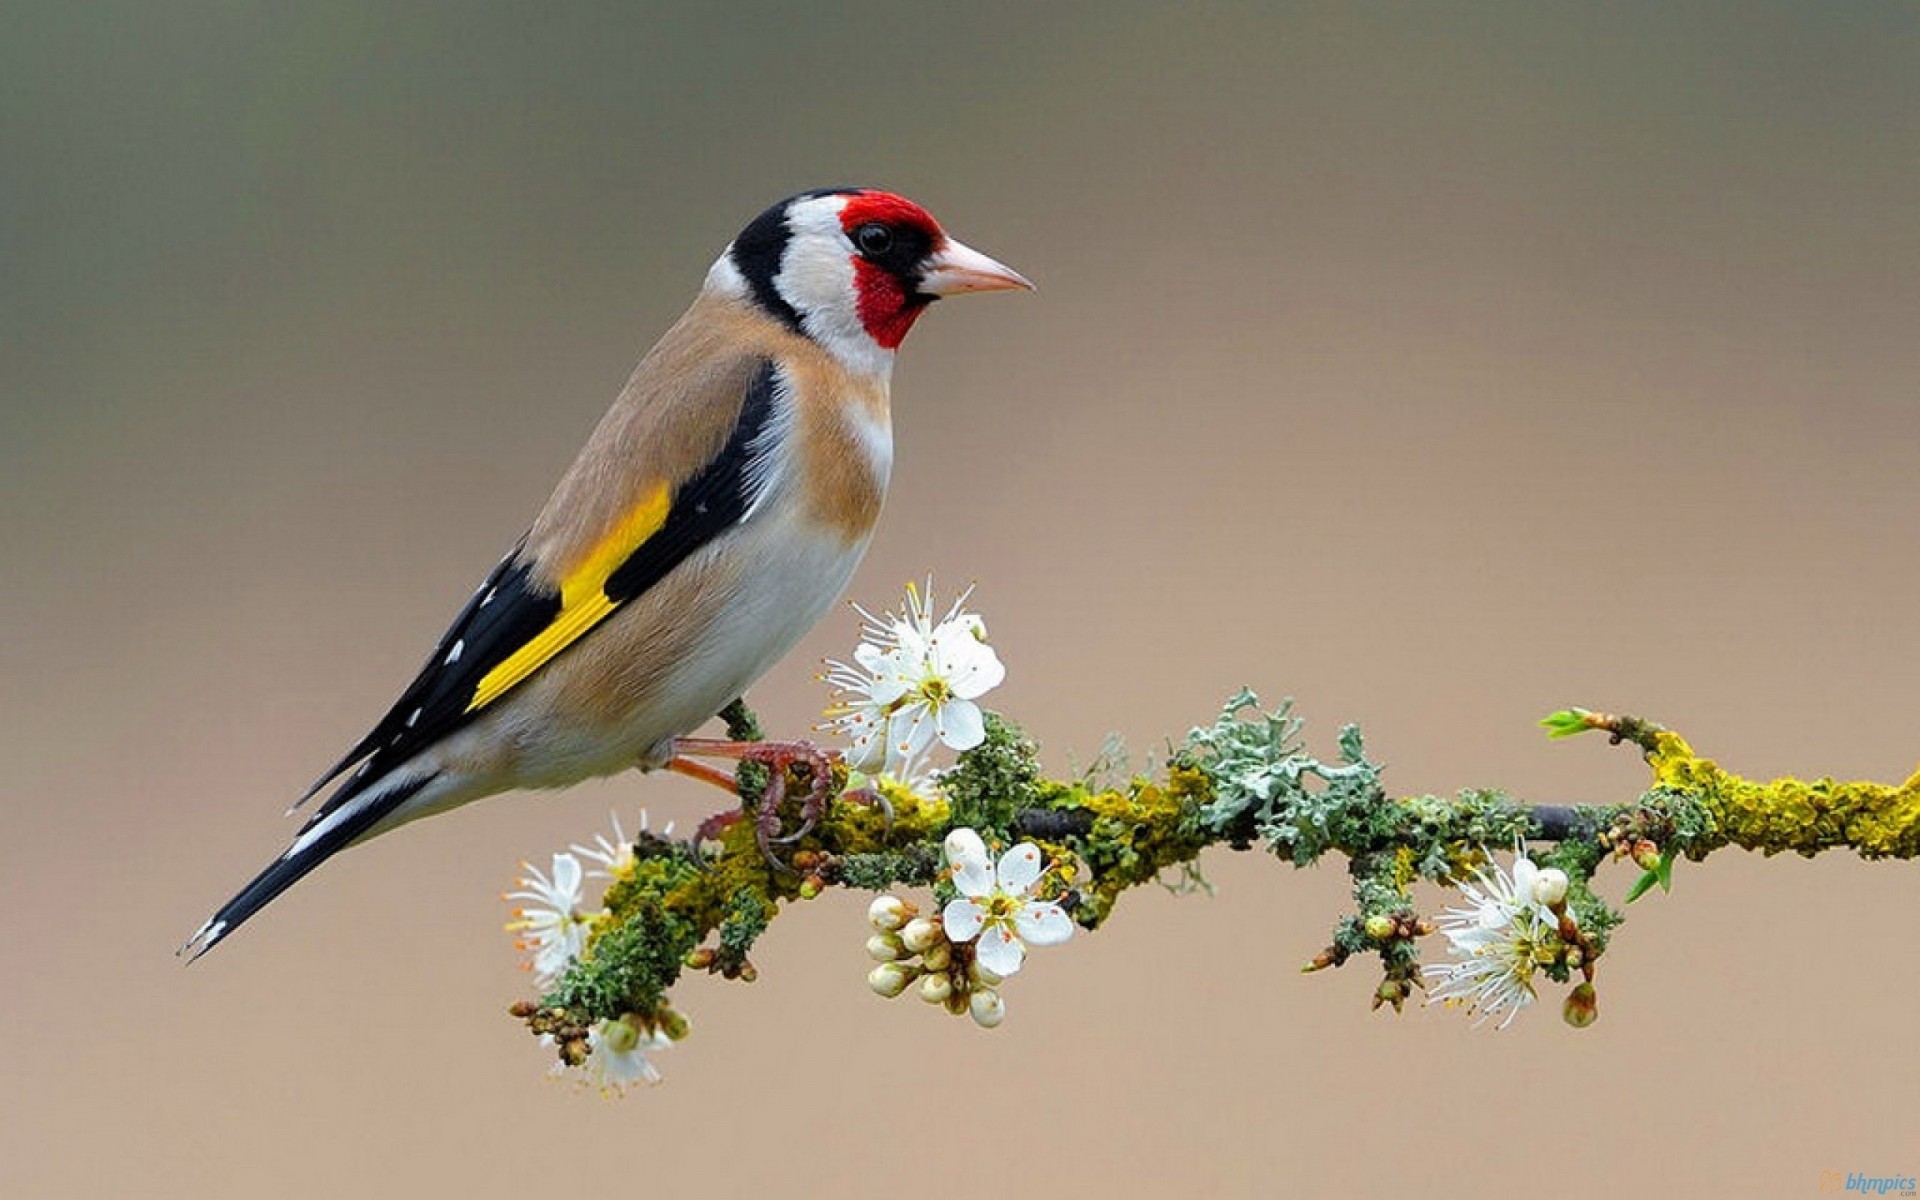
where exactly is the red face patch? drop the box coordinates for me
[840,192,945,350]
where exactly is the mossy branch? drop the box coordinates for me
[514,693,1920,1073]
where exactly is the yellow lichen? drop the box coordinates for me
[1391,846,1418,892]
[1646,731,1920,859]
[1072,778,1210,925]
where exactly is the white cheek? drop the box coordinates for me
[774,196,896,378]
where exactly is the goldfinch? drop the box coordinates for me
[185,188,1031,958]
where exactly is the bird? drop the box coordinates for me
[184,188,1032,959]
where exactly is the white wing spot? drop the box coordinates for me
[446,639,464,664]
[406,707,422,728]
[481,588,496,607]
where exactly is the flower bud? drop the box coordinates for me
[868,962,916,998]
[600,1018,641,1055]
[1532,867,1570,908]
[1632,839,1662,872]
[867,894,914,932]
[969,961,1004,987]
[942,828,979,863]
[918,972,953,1005]
[866,933,905,962]
[969,988,1006,1029]
[1563,982,1598,1028]
[900,917,944,954]
[920,941,953,972]
[1363,914,1397,942]
[658,1009,691,1041]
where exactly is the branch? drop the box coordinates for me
[502,690,1920,1088]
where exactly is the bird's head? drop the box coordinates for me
[711,188,1033,377]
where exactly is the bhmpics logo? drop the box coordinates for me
[1819,1171,1918,1196]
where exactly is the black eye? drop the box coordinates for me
[854,222,894,257]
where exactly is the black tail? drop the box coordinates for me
[181,773,436,961]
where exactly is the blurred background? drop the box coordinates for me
[5,3,1918,1196]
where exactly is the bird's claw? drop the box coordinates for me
[739,741,835,867]
[838,784,894,835]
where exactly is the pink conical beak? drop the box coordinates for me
[918,237,1035,296]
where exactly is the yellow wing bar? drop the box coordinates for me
[466,483,672,713]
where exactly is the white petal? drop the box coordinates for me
[942,897,986,942]
[926,618,979,670]
[1511,856,1537,900]
[944,828,994,897]
[550,852,583,901]
[1013,901,1074,946]
[975,925,1026,977]
[933,698,986,752]
[995,842,1045,895]
[888,703,937,761]
[890,613,932,662]
[948,644,1007,700]
[880,738,932,788]
[852,644,913,704]
[930,618,1004,694]
[830,709,887,770]
[848,733,886,773]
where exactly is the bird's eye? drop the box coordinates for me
[854,223,895,257]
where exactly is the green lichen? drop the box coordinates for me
[714,889,774,975]
[833,847,941,891]
[1395,789,1538,879]
[1177,691,1387,864]
[547,901,698,1021]
[718,697,770,808]
[942,712,1044,839]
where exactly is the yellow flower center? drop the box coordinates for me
[984,892,1020,924]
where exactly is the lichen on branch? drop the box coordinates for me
[503,599,1920,1091]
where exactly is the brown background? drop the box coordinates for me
[5,4,1917,1197]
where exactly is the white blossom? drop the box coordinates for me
[554,1018,672,1095]
[503,852,599,986]
[823,581,1005,781]
[939,828,1073,978]
[1424,848,1571,1029]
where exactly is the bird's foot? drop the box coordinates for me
[669,738,840,868]
[837,783,894,834]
